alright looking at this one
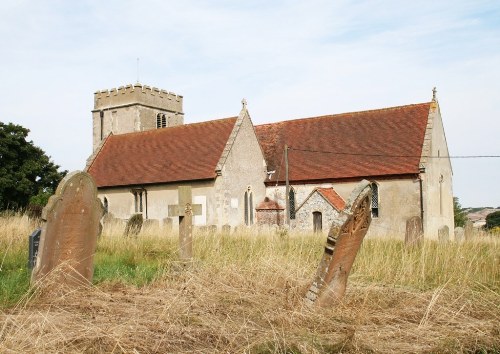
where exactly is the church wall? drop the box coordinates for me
[97,180,216,229]
[421,103,454,240]
[214,112,267,227]
[267,178,421,238]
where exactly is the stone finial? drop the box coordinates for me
[432,87,437,101]
[241,98,247,109]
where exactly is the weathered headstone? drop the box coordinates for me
[31,171,103,287]
[168,186,202,261]
[124,213,143,236]
[304,180,372,307]
[405,216,423,247]
[438,225,450,243]
[454,227,465,243]
[221,224,231,235]
[28,228,42,270]
[464,220,473,241]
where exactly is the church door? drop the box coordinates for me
[313,212,322,232]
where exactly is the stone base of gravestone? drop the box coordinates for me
[405,216,423,247]
[438,225,450,243]
[454,227,465,243]
[464,220,473,241]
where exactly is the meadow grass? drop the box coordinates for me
[0,214,499,353]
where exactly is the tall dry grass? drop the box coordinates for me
[0,214,499,353]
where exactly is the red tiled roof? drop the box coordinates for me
[316,188,346,211]
[256,197,284,210]
[256,103,431,183]
[87,117,237,187]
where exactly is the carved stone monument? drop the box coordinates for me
[438,225,450,243]
[405,216,423,247]
[304,180,372,307]
[31,171,103,287]
[168,186,202,261]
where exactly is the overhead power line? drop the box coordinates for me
[288,147,500,159]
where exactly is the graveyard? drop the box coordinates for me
[0,203,499,352]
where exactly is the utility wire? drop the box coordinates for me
[288,147,500,159]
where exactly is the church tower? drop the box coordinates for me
[92,83,184,151]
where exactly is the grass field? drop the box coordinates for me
[1,214,499,353]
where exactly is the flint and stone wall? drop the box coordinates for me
[294,192,342,233]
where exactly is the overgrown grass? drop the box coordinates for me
[1,214,499,353]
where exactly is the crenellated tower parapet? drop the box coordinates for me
[91,83,184,152]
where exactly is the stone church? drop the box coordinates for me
[85,83,454,239]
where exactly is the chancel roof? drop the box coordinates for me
[255,103,431,184]
[88,117,237,187]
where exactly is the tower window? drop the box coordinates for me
[156,113,167,128]
[371,182,379,218]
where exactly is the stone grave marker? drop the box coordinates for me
[464,220,473,241]
[31,171,103,287]
[124,213,143,236]
[304,180,372,307]
[168,186,202,261]
[454,227,465,243]
[28,228,42,270]
[438,225,450,243]
[405,216,423,247]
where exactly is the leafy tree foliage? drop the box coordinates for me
[453,197,467,227]
[0,122,67,210]
[485,211,500,230]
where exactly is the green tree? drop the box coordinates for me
[485,211,500,230]
[453,197,467,227]
[0,122,67,210]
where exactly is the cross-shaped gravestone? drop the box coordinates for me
[168,186,202,261]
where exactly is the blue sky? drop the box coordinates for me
[0,0,499,207]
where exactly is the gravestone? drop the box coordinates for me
[221,224,231,235]
[168,186,202,261]
[28,228,42,270]
[405,216,423,247]
[464,220,473,241]
[454,227,465,243]
[31,171,103,287]
[438,225,450,243]
[304,180,372,307]
[124,213,143,236]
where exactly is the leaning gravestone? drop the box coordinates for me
[304,180,372,307]
[464,220,473,241]
[438,225,450,243]
[28,228,42,270]
[454,227,465,243]
[31,171,103,287]
[124,213,143,236]
[405,216,423,247]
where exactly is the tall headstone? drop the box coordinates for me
[464,220,473,241]
[454,227,465,243]
[168,186,202,261]
[405,216,423,247]
[304,180,372,307]
[31,171,103,287]
[438,225,450,243]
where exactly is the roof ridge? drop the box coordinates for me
[110,116,238,139]
[256,102,431,127]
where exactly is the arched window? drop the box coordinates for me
[313,211,322,232]
[103,197,108,214]
[156,113,167,128]
[371,182,379,218]
[244,187,254,226]
[289,187,296,220]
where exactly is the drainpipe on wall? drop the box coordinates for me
[419,167,425,233]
